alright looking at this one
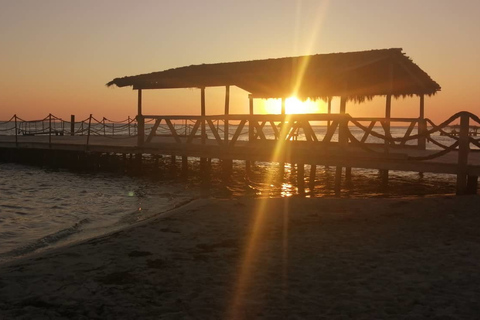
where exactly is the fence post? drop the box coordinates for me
[103,118,106,136]
[418,118,427,150]
[48,113,52,147]
[14,114,18,146]
[71,115,75,136]
[86,114,92,150]
[128,116,131,136]
[456,112,470,195]
[137,115,145,146]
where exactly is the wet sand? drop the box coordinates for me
[1,195,480,319]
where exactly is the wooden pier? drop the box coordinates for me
[3,49,475,195]
[1,112,479,195]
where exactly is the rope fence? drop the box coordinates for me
[0,111,477,162]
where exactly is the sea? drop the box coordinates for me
[0,124,459,263]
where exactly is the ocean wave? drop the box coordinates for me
[0,218,91,259]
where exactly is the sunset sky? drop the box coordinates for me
[1,0,479,123]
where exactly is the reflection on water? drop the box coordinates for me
[0,147,459,262]
[199,159,457,199]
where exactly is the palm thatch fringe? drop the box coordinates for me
[107,48,440,102]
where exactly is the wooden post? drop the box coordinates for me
[335,96,347,194]
[385,94,392,132]
[456,113,470,195]
[466,176,478,194]
[86,114,92,150]
[201,87,206,143]
[327,97,332,129]
[200,87,207,170]
[14,115,18,146]
[418,95,427,149]
[182,156,188,178]
[224,85,230,142]
[137,89,144,146]
[278,162,285,181]
[281,97,286,115]
[222,87,233,174]
[248,94,254,142]
[70,115,75,136]
[309,163,316,194]
[419,94,425,120]
[345,167,352,186]
[48,113,52,147]
[246,94,254,173]
[380,94,392,185]
[297,163,305,194]
[339,96,346,114]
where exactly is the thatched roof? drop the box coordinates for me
[107,48,440,101]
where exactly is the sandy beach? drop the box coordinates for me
[1,195,480,319]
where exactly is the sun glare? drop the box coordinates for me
[261,97,325,114]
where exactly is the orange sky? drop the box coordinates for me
[1,0,479,123]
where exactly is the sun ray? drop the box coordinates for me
[228,2,331,317]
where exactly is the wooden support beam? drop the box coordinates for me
[297,163,305,194]
[249,94,254,142]
[146,119,162,143]
[247,94,254,169]
[334,167,342,194]
[339,96,346,114]
[281,98,286,115]
[200,87,207,170]
[336,98,348,194]
[418,94,427,149]
[327,97,332,129]
[383,93,393,179]
[380,169,389,188]
[456,113,470,195]
[185,120,200,144]
[419,94,425,119]
[201,87,206,144]
[270,121,280,139]
[224,85,230,143]
[309,164,316,193]
[207,119,223,145]
[137,89,144,146]
[70,115,75,136]
[230,119,246,146]
[466,176,478,194]
[165,119,181,143]
[278,162,285,181]
[222,159,233,177]
[400,121,417,146]
[345,167,352,184]
[181,156,188,178]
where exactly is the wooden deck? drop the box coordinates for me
[1,112,480,194]
[0,133,479,176]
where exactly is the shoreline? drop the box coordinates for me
[1,195,480,319]
[0,196,200,267]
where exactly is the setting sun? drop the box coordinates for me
[261,97,326,114]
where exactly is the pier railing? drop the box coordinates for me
[2,112,479,164]
[1,111,480,194]
[139,113,427,148]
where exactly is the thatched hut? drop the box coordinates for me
[107,48,440,144]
